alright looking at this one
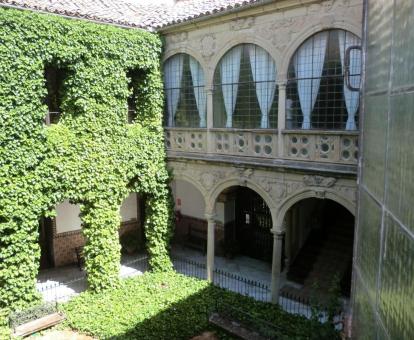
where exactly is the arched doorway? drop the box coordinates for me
[281,198,354,300]
[220,186,273,262]
[209,185,275,284]
[170,179,207,256]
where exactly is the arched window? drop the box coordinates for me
[163,54,206,128]
[213,44,278,129]
[286,30,361,130]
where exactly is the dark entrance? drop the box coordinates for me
[38,217,54,269]
[285,199,354,298]
[224,187,273,262]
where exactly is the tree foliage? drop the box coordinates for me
[0,7,173,310]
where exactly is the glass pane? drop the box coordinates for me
[286,30,361,130]
[213,44,278,129]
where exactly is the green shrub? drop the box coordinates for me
[62,272,339,340]
[0,7,173,310]
[0,309,10,340]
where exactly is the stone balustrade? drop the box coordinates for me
[283,130,359,164]
[165,128,358,166]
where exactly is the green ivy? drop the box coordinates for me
[62,272,340,339]
[0,7,173,309]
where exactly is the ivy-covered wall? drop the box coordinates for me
[0,8,173,310]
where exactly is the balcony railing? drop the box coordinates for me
[283,130,358,164]
[165,128,358,166]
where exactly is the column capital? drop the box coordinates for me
[205,213,216,221]
[271,229,285,238]
[276,81,287,88]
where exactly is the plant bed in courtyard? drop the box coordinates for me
[61,272,339,340]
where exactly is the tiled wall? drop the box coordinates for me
[52,219,140,267]
[352,1,414,338]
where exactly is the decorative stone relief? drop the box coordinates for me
[169,32,188,44]
[287,181,304,195]
[200,34,216,61]
[316,135,336,160]
[314,189,326,199]
[259,177,272,192]
[200,172,217,190]
[256,17,306,52]
[321,0,334,12]
[303,175,337,187]
[240,168,254,179]
[230,17,255,31]
[258,178,286,200]
[274,183,287,199]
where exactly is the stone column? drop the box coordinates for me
[284,214,291,271]
[277,82,287,158]
[206,87,214,153]
[271,230,285,303]
[206,213,216,282]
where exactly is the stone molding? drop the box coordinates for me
[169,160,357,233]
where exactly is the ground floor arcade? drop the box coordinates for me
[38,193,145,270]
[169,159,357,302]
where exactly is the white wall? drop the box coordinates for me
[55,200,82,233]
[120,193,138,222]
[216,202,225,224]
[173,180,205,219]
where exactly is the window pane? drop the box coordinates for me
[213,44,278,129]
[163,54,205,128]
[287,30,361,130]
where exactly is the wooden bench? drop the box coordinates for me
[209,302,281,340]
[183,224,207,253]
[75,246,85,270]
[10,303,66,338]
[209,313,265,340]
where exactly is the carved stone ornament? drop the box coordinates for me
[256,17,306,52]
[241,168,254,179]
[169,32,188,44]
[259,178,286,200]
[314,189,326,199]
[230,17,255,31]
[200,172,217,190]
[303,175,336,188]
[200,34,216,60]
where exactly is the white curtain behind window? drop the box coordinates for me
[220,46,242,128]
[338,30,361,131]
[247,45,276,129]
[189,57,207,128]
[164,55,184,126]
[293,32,328,129]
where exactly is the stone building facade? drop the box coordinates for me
[2,0,367,329]
[161,0,363,301]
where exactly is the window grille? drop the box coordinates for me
[163,54,206,128]
[44,65,67,125]
[213,44,278,129]
[286,30,361,130]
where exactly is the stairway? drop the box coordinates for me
[282,220,354,302]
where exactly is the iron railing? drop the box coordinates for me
[36,255,149,303]
[34,254,343,329]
